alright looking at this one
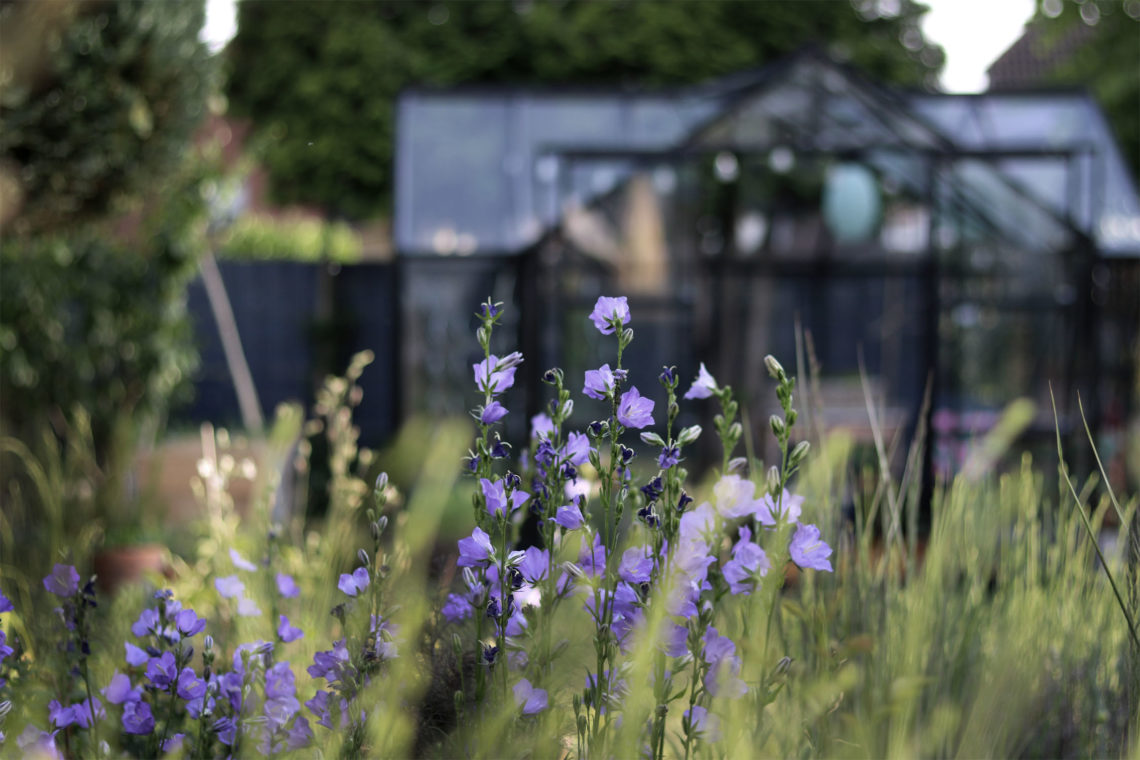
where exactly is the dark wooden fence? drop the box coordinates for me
[178,261,400,447]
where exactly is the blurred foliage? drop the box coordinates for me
[225,0,945,220]
[0,0,216,542]
[218,214,362,263]
[0,166,209,524]
[0,0,214,235]
[1031,0,1140,179]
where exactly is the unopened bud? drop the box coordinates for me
[640,431,666,448]
[375,472,389,494]
[764,354,785,380]
[727,457,747,473]
[677,425,702,445]
[769,415,785,437]
[790,440,811,465]
[561,399,574,419]
[766,466,780,494]
[622,328,634,345]
[357,549,370,567]
[728,422,743,440]
[376,515,389,534]
[462,567,478,589]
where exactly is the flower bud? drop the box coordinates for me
[375,472,389,494]
[769,414,785,437]
[621,327,634,345]
[766,466,780,494]
[764,354,785,380]
[561,399,574,419]
[376,515,389,534]
[640,431,666,448]
[357,549,370,568]
[727,457,747,473]
[790,440,811,465]
[496,351,524,371]
[677,425,702,445]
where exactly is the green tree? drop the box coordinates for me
[226,0,944,220]
[0,0,214,235]
[1030,0,1139,179]
[0,0,216,552]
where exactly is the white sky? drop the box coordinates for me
[201,0,1036,93]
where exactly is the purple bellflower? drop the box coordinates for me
[481,477,529,518]
[146,651,177,689]
[456,526,494,568]
[684,705,722,742]
[530,412,554,440]
[337,567,370,597]
[124,642,149,667]
[277,615,304,643]
[513,678,549,715]
[789,523,834,572]
[480,400,509,424]
[230,548,258,571]
[175,609,206,638]
[617,387,655,429]
[683,362,718,400]
[713,474,764,520]
[43,564,79,597]
[722,526,771,595]
[214,575,244,599]
[757,489,805,526]
[103,672,141,705]
[552,503,585,530]
[589,296,631,335]
[276,573,300,598]
[121,698,155,735]
[584,364,617,400]
[473,353,521,396]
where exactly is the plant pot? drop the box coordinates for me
[93,542,173,595]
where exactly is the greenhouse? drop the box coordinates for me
[395,49,1140,480]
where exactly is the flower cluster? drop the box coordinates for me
[0,293,833,760]
[444,295,833,758]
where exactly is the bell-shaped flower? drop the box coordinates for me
[617,387,655,429]
[789,522,833,572]
[683,363,718,400]
[589,296,630,335]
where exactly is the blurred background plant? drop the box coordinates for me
[217,214,361,264]
[0,0,216,568]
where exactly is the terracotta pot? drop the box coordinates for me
[93,542,173,595]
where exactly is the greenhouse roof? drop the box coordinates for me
[394,51,1139,257]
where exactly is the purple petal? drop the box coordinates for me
[229,548,258,572]
[214,575,245,599]
[276,573,300,598]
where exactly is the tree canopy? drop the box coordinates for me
[225,0,945,221]
[0,0,214,236]
[1029,0,1139,179]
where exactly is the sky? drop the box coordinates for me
[201,0,1036,93]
